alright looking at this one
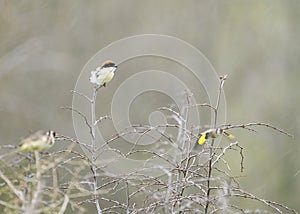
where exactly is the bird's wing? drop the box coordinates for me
[19,131,44,146]
[198,133,207,145]
[97,67,112,77]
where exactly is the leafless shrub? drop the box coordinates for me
[0,76,297,214]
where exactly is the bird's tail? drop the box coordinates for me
[223,131,236,140]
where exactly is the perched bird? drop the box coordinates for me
[197,128,235,145]
[19,130,56,152]
[89,60,118,87]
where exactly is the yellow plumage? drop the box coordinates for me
[198,133,207,145]
[197,129,219,145]
[103,70,115,85]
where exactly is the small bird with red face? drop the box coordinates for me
[197,128,235,145]
[19,130,56,152]
[90,60,118,87]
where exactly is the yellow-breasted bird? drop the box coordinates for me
[19,130,56,152]
[197,128,235,145]
[89,60,118,87]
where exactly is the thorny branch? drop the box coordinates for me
[204,75,227,214]
[221,122,293,137]
[0,74,296,214]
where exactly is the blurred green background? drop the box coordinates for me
[0,1,299,211]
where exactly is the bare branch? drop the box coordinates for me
[0,170,25,202]
[71,90,91,102]
[188,103,216,111]
[94,115,111,126]
[158,107,186,123]
[221,122,293,138]
[60,106,92,136]
[57,135,92,152]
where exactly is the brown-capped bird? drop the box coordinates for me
[89,60,118,87]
